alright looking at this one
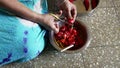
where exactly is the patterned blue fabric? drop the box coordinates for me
[0,0,48,66]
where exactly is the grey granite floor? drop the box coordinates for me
[1,0,120,68]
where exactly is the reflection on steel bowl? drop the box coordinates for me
[49,20,91,53]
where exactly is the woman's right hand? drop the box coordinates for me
[38,14,60,33]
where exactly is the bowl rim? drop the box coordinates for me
[49,19,92,53]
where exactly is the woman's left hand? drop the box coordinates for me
[58,0,77,22]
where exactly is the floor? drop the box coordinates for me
[1,0,120,68]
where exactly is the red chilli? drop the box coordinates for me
[91,0,98,9]
[83,0,90,11]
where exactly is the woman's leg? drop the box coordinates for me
[16,0,48,62]
[0,12,26,66]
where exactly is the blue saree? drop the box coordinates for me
[0,0,48,66]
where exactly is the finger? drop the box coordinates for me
[58,10,63,16]
[73,7,77,21]
[51,23,59,33]
[54,22,59,29]
[67,9,73,19]
[55,10,63,18]
[71,7,77,22]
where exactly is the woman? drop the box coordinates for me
[0,0,77,66]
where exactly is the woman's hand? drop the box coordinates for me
[57,0,77,22]
[37,14,61,33]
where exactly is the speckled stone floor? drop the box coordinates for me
[1,0,120,68]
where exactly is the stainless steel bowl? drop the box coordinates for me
[49,20,91,53]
